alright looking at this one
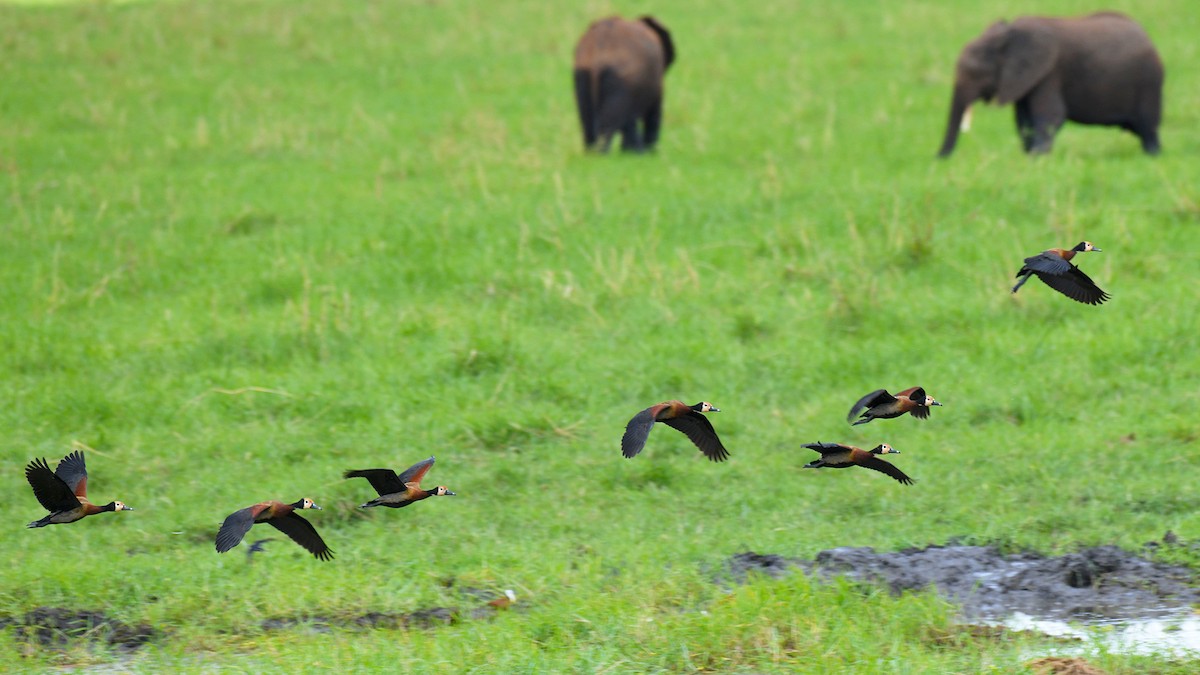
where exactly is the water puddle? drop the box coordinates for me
[726,538,1200,657]
[996,609,1200,656]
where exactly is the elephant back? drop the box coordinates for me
[575,16,670,80]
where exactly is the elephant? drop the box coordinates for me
[937,12,1163,157]
[573,15,675,153]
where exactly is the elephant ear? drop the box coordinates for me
[959,20,1008,74]
[640,16,675,69]
[995,22,1058,105]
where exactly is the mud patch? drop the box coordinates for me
[261,590,518,633]
[1026,655,1107,675]
[727,551,805,583]
[0,607,158,653]
[726,543,1199,621]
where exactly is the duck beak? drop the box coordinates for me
[931,400,943,406]
[1092,246,1102,252]
[125,506,135,511]
[445,490,457,496]
[311,505,323,510]
[709,406,721,413]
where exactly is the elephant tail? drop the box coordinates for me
[573,68,599,149]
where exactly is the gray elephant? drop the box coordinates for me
[573,16,675,153]
[938,12,1163,157]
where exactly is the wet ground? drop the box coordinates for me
[0,607,158,654]
[727,541,1199,621]
[259,605,503,633]
[261,587,518,633]
[1,589,514,654]
[5,542,1193,658]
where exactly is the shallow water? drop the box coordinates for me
[996,609,1200,656]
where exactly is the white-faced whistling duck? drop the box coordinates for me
[1012,241,1109,305]
[343,456,456,509]
[25,451,133,528]
[621,401,729,462]
[215,498,333,561]
[847,387,941,426]
[801,442,913,485]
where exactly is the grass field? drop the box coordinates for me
[2,0,1199,672]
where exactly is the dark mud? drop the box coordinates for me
[261,589,517,633]
[727,540,1200,621]
[0,607,158,653]
[1026,656,1108,675]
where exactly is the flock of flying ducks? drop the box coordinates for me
[622,385,940,487]
[24,452,455,561]
[22,242,1107,559]
[617,240,1107,478]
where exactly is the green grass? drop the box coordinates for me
[2,0,1199,671]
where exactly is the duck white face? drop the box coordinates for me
[435,486,456,496]
[876,444,898,455]
[112,501,133,512]
[924,395,942,407]
[301,498,322,510]
[696,402,720,413]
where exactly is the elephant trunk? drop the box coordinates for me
[937,83,975,158]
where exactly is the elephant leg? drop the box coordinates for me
[594,131,615,153]
[1023,86,1066,155]
[1138,128,1161,155]
[1013,99,1036,152]
[595,68,632,154]
[641,98,663,150]
[1133,89,1162,155]
[619,119,644,152]
[573,69,598,150]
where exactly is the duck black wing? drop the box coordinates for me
[801,441,851,456]
[215,506,258,553]
[662,411,729,462]
[54,450,90,499]
[620,407,657,458]
[344,468,406,496]
[858,456,914,485]
[25,457,81,512]
[1034,266,1109,305]
[905,387,933,420]
[1020,252,1073,276]
[847,390,894,423]
[268,513,334,561]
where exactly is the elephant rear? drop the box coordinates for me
[1053,14,1163,140]
[573,16,674,152]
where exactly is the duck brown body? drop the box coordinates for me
[215,498,332,561]
[802,442,913,485]
[25,451,133,528]
[344,456,455,509]
[621,400,728,461]
[848,387,941,426]
[1012,241,1109,305]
